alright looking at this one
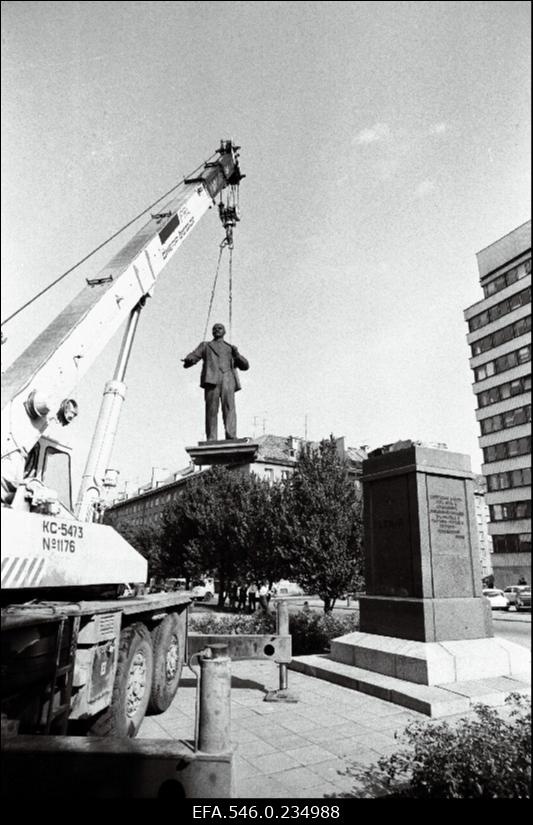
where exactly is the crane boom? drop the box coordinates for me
[1,142,242,479]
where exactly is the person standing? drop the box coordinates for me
[258,582,270,612]
[238,584,247,612]
[247,583,257,612]
[229,581,239,610]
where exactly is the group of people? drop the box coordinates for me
[227,581,272,612]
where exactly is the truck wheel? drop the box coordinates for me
[88,623,153,738]
[148,614,183,714]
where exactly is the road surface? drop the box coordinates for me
[491,612,531,649]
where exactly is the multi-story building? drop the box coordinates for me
[464,220,531,588]
[103,434,367,532]
[473,474,493,581]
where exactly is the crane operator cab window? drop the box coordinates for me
[18,439,73,514]
[42,446,73,511]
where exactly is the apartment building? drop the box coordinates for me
[464,220,531,588]
[473,474,493,581]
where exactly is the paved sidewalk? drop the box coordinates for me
[138,659,479,798]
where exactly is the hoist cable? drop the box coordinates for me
[1,152,218,329]
[228,244,233,342]
[202,244,226,342]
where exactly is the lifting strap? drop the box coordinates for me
[201,184,239,342]
[202,235,235,343]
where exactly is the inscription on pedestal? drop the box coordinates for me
[426,476,474,598]
[429,494,466,541]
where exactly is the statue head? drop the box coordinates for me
[212,323,226,340]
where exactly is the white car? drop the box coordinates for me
[503,585,530,610]
[272,579,304,597]
[190,579,214,601]
[482,588,509,610]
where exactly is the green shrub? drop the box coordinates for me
[189,612,275,636]
[288,610,359,655]
[189,609,359,655]
[344,694,531,799]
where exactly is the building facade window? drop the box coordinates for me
[487,466,532,492]
[493,533,532,554]
[474,345,531,381]
[489,501,531,522]
[482,259,530,299]
[477,374,531,408]
[483,436,531,463]
[471,315,531,356]
[480,404,531,435]
[468,286,531,332]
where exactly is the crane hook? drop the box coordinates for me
[219,202,239,249]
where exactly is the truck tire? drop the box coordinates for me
[148,613,183,714]
[88,623,153,738]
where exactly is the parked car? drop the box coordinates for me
[503,585,531,611]
[515,587,531,611]
[191,579,214,601]
[482,588,509,610]
[272,580,304,597]
[163,577,187,592]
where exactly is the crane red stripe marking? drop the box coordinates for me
[29,558,45,587]
[25,557,37,581]
[2,558,20,584]
[12,558,28,583]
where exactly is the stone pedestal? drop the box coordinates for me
[185,438,259,466]
[324,445,531,712]
[358,445,492,642]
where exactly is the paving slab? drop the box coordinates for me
[138,657,526,798]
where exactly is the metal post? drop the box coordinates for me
[264,600,297,702]
[277,599,289,692]
[198,644,232,754]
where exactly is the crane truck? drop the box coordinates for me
[0,141,245,741]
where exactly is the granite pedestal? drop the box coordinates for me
[326,445,530,713]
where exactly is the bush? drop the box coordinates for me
[189,612,275,636]
[189,609,359,655]
[288,611,359,655]
[344,694,531,799]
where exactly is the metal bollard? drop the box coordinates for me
[277,599,289,692]
[264,599,297,702]
[198,644,232,754]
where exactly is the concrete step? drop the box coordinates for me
[289,654,531,717]
[330,630,531,685]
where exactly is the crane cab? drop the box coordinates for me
[10,435,74,519]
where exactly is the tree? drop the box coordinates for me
[283,436,364,612]
[238,476,292,587]
[160,467,260,607]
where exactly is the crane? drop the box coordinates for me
[1,140,242,524]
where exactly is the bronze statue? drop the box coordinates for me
[182,323,249,441]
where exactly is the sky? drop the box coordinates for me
[1,0,531,496]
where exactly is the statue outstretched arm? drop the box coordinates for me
[182,342,205,368]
